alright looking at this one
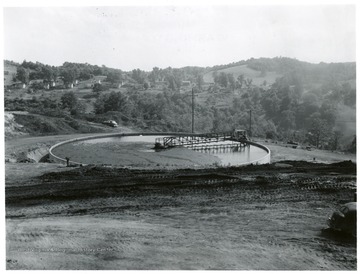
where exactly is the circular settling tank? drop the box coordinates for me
[50,133,270,169]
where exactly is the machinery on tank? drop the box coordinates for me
[154,129,249,150]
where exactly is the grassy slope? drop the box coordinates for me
[203,65,282,86]
[6,112,122,139]
[4,63,18,86]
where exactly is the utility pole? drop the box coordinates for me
[249,109,252,138]
[192,87,195,133]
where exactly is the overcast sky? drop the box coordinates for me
[3,5,356,71]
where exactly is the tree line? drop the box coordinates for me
[5,57,356,151]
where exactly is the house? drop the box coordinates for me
[181,81,191,87]
[55,77,65,86]
[29,79,52,90]
[154,80,168,89]
[29,79,44,85]
[44,83,50,90]
[111,83,122,89]
[93,75,107,84]
[180,80,192,93]
[11,81,26,89]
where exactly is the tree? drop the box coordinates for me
[61,91,78,111]
[61,68,78,86]
[245,78,253,89]
[212,108,226,132]
[166,75,178,91]
[131,69,145,84]
[295,92,320,128]
[330,130,342,150]
[143,82,149,90]
[348,135,356,153]
[320,100,337,126]
[261,90,280,117]
[342,83,356,107]
[196,74,204,90]
[104,91,126,112]
[149,67,160,84]
[227,73,236,90]
[93,83,103,93]
[42,66,56,81]
[16,67,30,84]
[94,91,127,114]
[94,95,106,114]
[218,72,228,87]
[106,71,122,84]
[212,71,219,85]
[263,120,277,139]
[306,112,331,148]
[237,74,244,89]
[279,110,295,130]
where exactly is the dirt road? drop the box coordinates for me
[5,129,133,163]
[6,161,356,270]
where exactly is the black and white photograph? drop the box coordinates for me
[2,0,357,270]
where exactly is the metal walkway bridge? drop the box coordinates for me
[154,130,249,150]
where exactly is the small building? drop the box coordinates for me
[11,81,26,89]
[55,77,65,86]
[93,75,107,84]
[29,79,44,86]
[29,79,52,90]
[232,129,248,140]
[154,80,168,89]
[181,81,191,87]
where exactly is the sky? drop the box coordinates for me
[3,4,356,71]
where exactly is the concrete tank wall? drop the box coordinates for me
[49,132,271,167]
[243,140,271,165]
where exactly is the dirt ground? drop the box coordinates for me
[262,140,356,164]
[5,130,132,163]
[5,159,357,270]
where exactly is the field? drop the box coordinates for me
[5,86,117,114]
[203,65,282,86]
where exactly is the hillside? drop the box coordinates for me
[4,110,134,139]
[4,61,18,86]
[203,64,282,86]
[202,57,356,89]
[3,57,356,152]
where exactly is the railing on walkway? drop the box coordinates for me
[189,142,248,152]
[154,130,249,149]
[48,131,270,166]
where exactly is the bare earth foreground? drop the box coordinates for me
[5,134,357,270]
[6,161,356,270]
